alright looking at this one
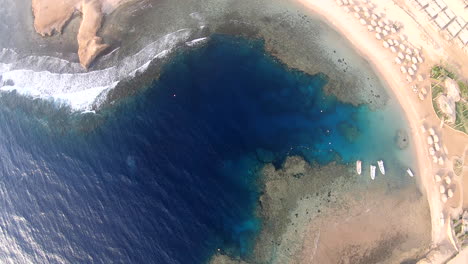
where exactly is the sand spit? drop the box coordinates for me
[31,0,132,69]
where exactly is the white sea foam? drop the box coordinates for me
[0,28,195,112]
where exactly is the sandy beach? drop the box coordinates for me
[296,0,468,262]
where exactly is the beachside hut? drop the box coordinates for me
[440,185,446,194]
[435,174,442,182]
[447,189,453,198]
[375,33,382,40]
[438,157,444,166]
[360,18,367,25]
[441,194,448,203]
[444,176,451,185]
[429,128,435,135]
[400,66,407,73]
[418,92,425,101]
[390,46,397,53]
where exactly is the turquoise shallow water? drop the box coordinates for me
[0,34,414,263]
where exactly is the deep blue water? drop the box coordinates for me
[0,35,412,263]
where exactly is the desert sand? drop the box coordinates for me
[31,0,130,69]
[296,0,468,262]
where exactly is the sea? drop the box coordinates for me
[0,35,414,263]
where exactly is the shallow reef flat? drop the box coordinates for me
[212,156,431,264]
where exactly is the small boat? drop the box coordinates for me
[356,160,362,175]
[407,168,414,177]
[377,160,385,175]
[370,165,376,180]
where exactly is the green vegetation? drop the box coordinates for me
[430,65,468,134]
[453,158,463,176]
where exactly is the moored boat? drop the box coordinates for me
[370,165,376,180]
[356,160,362,175]
[377,160,385,175]
[407,168,414,177]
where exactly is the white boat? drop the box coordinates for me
[377,160,385,175]
[356,160,362,175]
[370,165,376,180]
[407,168,414,177]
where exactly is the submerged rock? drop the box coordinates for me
[395,129,409,149]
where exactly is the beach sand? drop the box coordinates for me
[295,0,468,262]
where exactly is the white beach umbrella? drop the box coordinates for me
[354,12,361,19]
[399,44,406,50]
[371,14,379,20]
[344,6,351,13]
[390,46,397,53]
[438,157,444,166]
[371,20,377,27]
[405,54,412,61]
[441,194,447,203]
[434,143,440,151]
[375,33,382,40]
[400,66,407,73]
[433,134,439,143]
[395,57,402,64]
[387,39,394,46]
[353,6,361,12]
[378,20,385,27]
[433,156,438,163]
[399,34,407,41]
[390,27,397,34]
[398,52,405,59]
[439,185,446,194]
[362,7,369,12]
[383,41,389,48]
[428,128,435,135]
[337,0,344,6]
[375,26,382,33]
[384,25,391,32]
[434,174,442,182]
[421,86,427,94]
[406,48,413,55]
[411,64,418,71]
[367,25,374,31]
[408,68,415,76]
[360,18,367,25]
[447,189,453,198]
[382,30,389,36]
[364,11,371,18]
[417,56,423,63]
[427,136,434,145]
[412,57,418,64]
[393,39,400,46]
[407,75,413,82]
[429,147,435,156]
[445,176,451,185]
